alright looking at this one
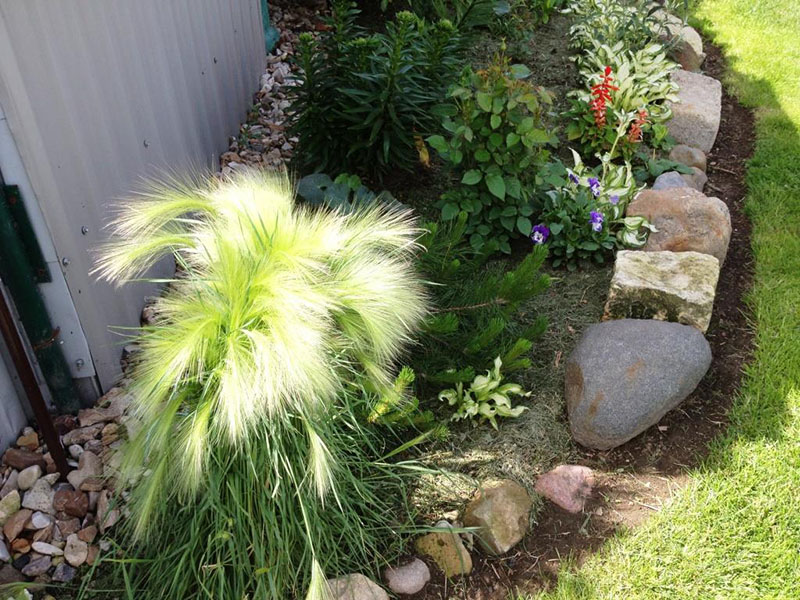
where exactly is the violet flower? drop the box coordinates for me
[589,211,604,232]
[588,177,601,197]
[531,224,550,244]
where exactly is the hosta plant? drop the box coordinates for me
[93,170,428,599]
[428,50,557,254]
[565,47,679,158]
[439,356,530,429]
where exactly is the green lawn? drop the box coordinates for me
[533,0,800,598]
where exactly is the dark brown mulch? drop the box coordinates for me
[415,42,757,600]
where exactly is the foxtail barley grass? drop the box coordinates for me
[92,170,429,599]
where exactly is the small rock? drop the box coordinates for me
[86,544,100,566]
[651,171,690,191]
[383,558,430,595]
[53,414,79,435]
[603,250,720,333]
[31,541,63,556]
[28,511,54,530]
[21,478,55,514]
[535,466,595,513]
[64,533,88,567]
[566,319,712,449]
[10,538,30,554]
[78,525,97,543]
[0,490,21,525]
[326,573,389,600]
[32,524,54,543]
[77,390,130,428]
[11,553,30,571]
[62,424,103,446]
[42,473,59,486]
[681,167,708,192]
[67,451,102,491]
[463,480,532,555]
[17,465,42,491]
[21,555,51,577]
[628,188,731,264]
[53,490,89,518]
[4,508,32,540]
[16,432,39,452]
[669,144,707,172]
[84,439,103,455]
[68,445,84,460]
[0,470,19,498]
[97,490,120,533]
[667,70,722,153]
[58,518,81,537]
[0,540,9,562]
[0,564,23,584]
[415,521,472,577]
[52,562,77,583]
[80,477,104,492]
[3,449,46,472]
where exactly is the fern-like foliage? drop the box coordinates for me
[94,170,428,536]
[412,211,550,391]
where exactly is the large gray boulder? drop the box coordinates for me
[667,70,722,153]
[669,144,707,172]
[566,319,712,450]
[653,10,705,71]
[603,250,720,333]
[627,188,731,264]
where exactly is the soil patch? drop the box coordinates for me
[415,41,757,600]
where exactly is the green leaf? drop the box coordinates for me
[549,222,564,235]
[516,217,533,236]
[461,170,482,185]
[475,149,491,162]
[490,114,501,130]
[427,135,448,154]
[476,92,492,112]
[441,202,460,220]
[506,133,520,148]
[500,215,515,231]
[510,64,531,79]
[485,174,506,200]
[501,206,517,217]
[469,233,485,251]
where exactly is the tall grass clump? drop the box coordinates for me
[93,170,428,599]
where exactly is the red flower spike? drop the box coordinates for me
[628,108,649,143]
[589,67,618,129]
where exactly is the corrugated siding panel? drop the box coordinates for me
[0,0,265,390]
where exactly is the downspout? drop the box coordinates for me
[261,0,279,53]
[0,175,80,414]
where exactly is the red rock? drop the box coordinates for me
[10,538,30,554]
[77,525,97,543]
[32,524,53,543]
[3,449,45,471]
[86,544,99,566]
[534,465,595,513]
[53,491,89,518]
[57,518,81,536]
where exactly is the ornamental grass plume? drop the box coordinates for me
[92,169,428,598]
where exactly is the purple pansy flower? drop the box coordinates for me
[589,211,604,232]
[567,170,580,185]
[587,177,601,197]
[530,224,550,245]
[609,194,620,205]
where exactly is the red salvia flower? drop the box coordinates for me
[589,66,618,129]
[628,108,649,143]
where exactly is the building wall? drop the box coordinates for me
[0,0,265,391]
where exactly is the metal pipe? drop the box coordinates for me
[0,283,70,479]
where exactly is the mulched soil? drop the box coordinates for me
[415,42,757,600]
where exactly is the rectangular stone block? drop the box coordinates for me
[603,250,720,332]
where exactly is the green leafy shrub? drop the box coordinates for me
[94,170,428,599]
[439,356,530,428]
[535,150,653,268]
[412,212,551,391]
[289,2,461,178]
[428,52,557,254]
[296,172,402,212]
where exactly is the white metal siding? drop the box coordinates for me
[0,0,265,390]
